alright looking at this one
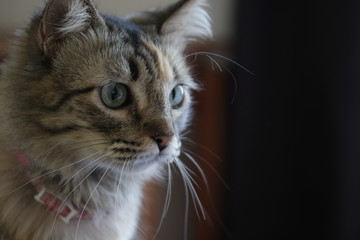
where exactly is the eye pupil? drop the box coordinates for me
[101,83,129,109]
[111,88,117,100]
[111,87,123,101]
[170,89,176,100]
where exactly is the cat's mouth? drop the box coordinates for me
[128,143,180,164]
[102,138,181,173]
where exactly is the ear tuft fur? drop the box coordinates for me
[126,0,212,50]
[161,0,213,42]
[39,0,103,55]
[57,0,92,36]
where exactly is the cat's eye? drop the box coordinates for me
[169,85,185,109]
[101,83,129,109]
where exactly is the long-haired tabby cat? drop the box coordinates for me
[0,0,212,239]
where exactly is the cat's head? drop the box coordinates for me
[0,0,212,178]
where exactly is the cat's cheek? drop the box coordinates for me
[172,105,192,133]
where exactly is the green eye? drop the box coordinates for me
[101,83,129,109]
[169,85,185,109]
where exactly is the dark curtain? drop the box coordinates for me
[224,1,360,239]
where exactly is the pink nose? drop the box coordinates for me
[151,135,173,152]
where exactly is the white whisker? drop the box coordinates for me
[37,139,110,156]
[0,150,105,199]
[135,224,148,239]
[223,65,238,104]
[75,161,113,240]
[176,159,190,240]
[49,152,112,240]
[115,161,129,226]
[182,137,223,163]
[36,142,62,162]
[205,54,223,72]
[181,145,231,191]
[151,162,173,240]
[59,150,109,190]
[174,158,206,221]
[186,52,242,104]
[182,151,209,192]
[122,160,150,238]
[185,51,256,76]
[163,163,173,221]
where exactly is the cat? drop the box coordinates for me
[0,0,212,239]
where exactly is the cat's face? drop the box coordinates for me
[38,19,194,174]
[0,0,211,177]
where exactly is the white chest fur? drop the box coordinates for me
[50,183,143,240]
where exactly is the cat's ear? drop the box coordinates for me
[38,0,104,56]
[127,0,212,50]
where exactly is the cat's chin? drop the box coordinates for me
[122,153,178,176]
[102,148,180,177]
[116,141,181,175]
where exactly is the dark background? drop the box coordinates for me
[223,0,360,239]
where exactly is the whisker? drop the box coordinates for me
[182,137,223,163]
[182,164,200,189]
[35,142,63,163]
[181,151,209,192]
[75,161,113,240]
[135,224,149,239]
[0,150,105,199]
[182,146,231,192]
[205,54,223,72]
[36,138,107,155]
[49,152,111,239]
[185,51,254,104]
[185,51,256,76]
[175,158,190,240]
[58,150,109,191]
[189,51,198,65]
[114,164,121,226]
[183,173,189,240]
[180,142,234,239]
[127,159,149,239]
[185,156,235,240]
[180,130,192,138]
[115,160,129,225]
[38,140,110,156]
[188,52,242,104]
[163,163,173,221]
[151,162,173,240]
[222,65,238,104]
[175,158,206,221]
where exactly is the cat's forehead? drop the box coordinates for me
[54,14,195,90]
[100,18,190,85]
[102,15,145,45]
[103,15,139,32]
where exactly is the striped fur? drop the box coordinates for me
[0,0,211,239]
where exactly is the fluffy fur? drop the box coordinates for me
[0,0,212,239]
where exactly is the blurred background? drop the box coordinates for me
[0,0,359,240]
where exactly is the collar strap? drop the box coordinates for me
[16,152,92,223]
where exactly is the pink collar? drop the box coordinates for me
[16,152,92,223]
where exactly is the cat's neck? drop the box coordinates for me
[0,143,144,240]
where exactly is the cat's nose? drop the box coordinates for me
[151,135,173,152]
[144,118,174,152]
